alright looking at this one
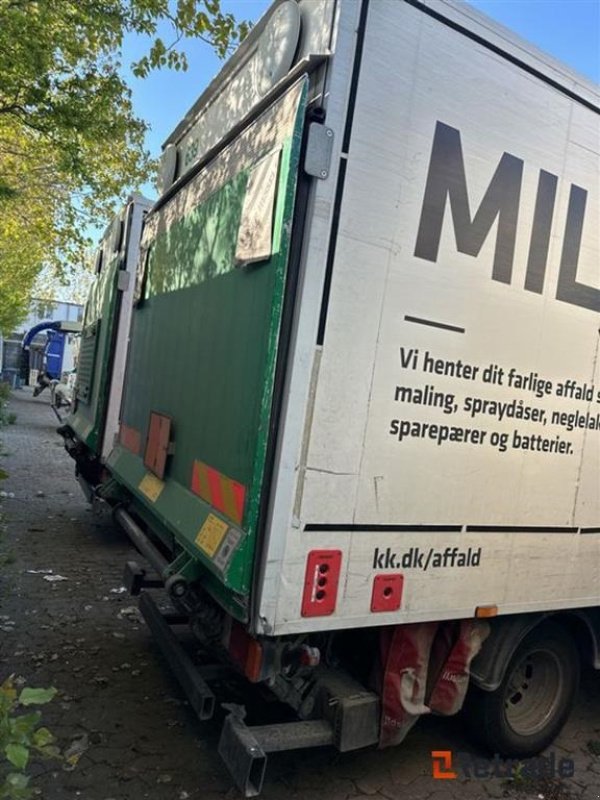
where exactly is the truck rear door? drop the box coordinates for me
[108,79,308,616]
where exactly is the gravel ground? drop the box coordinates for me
[0,388,599,800]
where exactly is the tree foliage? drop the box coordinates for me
[0,0,250,332]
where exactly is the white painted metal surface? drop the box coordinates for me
[254,0,363,633]
[257,0,600,635]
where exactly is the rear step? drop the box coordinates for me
[219,713,334,797]
[122,531,380,796]
[135,588,338,796]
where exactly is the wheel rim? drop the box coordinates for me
[503,648,563,737]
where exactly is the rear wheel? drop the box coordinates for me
[465,621,579,757]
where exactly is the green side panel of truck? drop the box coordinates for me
[68,253,122,453]
[108,81,308,610]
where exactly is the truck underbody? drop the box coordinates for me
[56,432,600,796]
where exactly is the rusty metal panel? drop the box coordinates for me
[144,412,172,480]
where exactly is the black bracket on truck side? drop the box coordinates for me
[124,560,164,595]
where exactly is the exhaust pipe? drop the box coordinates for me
[114,506,169,578]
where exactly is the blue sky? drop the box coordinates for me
[117,0,598,213]
[469,0,600,79]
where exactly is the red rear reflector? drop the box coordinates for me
[301,550,342,617]
[228,621,264,682]
[371,574,403,612]
[245,640,263,683]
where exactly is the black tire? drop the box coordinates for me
[464,620,579,757]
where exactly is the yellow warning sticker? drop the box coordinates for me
[196,514,228,558]
[138,472,165,503]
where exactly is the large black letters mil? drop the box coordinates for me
[414,121,598,315]
[524,169,558,295]
[414,121,523,285]
[556,185,599,313]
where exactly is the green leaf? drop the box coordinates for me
[4,772,30,789]
[0,677,17,706]
[0,775,32,800]
[5,743,29,770]
[18,688,57,707]
[36,744,61,760]
[1,676,15,692]
[11,713,41,739]
[32,727,54,748]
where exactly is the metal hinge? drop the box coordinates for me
[117,270,130,292]
[304,122,334,180]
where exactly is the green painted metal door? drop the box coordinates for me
[108,79,308,614]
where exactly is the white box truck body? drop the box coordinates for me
[256,0,600,635]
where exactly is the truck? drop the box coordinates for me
[59,0,600,795]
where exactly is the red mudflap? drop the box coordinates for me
[379,620,490,748]
[428,620,490,716]
[379,622,439,748]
